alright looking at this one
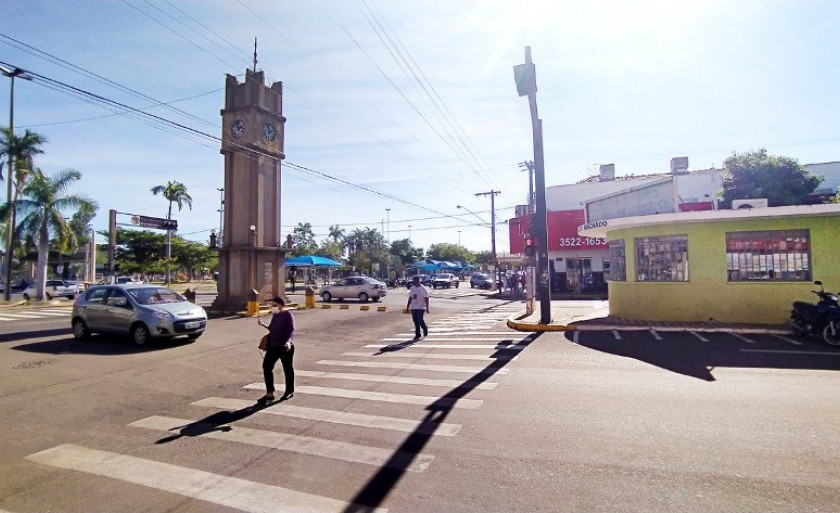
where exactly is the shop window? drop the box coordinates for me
[726,230,810,282]
[607,240,626,281]
[635,235,689,282]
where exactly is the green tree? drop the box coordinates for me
[328,224,345,243]
[171,237,218,282]
[317,239,345,261]
[720,149,823,208]
[9,168,96,300]
[474,250,494,267]
[346,227,387,276]
[427,243,475,263]
[292,221,316,247]
[389,238,424,265]
[111,228,166,277]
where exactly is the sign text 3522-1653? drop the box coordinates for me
[557,237,606,247]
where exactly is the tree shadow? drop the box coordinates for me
[343,332,540,512]
[0,328,72,344]
[11,334,193,355]
[571,331,840,381]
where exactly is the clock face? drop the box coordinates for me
[263,123,277,142]
[230,119,246,139]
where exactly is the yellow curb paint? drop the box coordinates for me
[506,318,575,332]
[377,306,387,312]
[360,305,370,311]
[340,305,349,310]
[321,305,332,309]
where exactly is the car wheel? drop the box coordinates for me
[358,292,369,303]
[22,293,30,301]
[131,324,152,346]
[321,292,332,302]
[72,318,91,340]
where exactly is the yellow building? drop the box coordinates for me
[578,204,840,324]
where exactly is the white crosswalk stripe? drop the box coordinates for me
[244,384,484,409]
[193,397,464,435]
[293,370,498,390]
[342,351,518,361]
[316,359,509,374]
[26,444,388,513]
[0,307,73,321]
[130,415,434,472]
[367,344,523,350]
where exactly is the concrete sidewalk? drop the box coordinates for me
[506,300,791,335]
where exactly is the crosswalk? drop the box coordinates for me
[24,304,528,512]
[0,307,73,322]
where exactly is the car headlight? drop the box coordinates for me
[152,310,174,320]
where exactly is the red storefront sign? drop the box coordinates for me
[509,209,607,253]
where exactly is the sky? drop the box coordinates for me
[2,0,840,255]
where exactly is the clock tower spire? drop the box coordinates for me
[212,68,287,313]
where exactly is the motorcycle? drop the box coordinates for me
[786,280,840,346]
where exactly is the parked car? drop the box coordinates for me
[71,284,207,345]
[319,276,388,303]
[470,273,493,289]
[405,274,432,288]
[116,276,143,284]
[22,279,85,301]
[432,272,460,289]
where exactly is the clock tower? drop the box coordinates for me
[213,69,288,313]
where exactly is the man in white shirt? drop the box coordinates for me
[406,275,430,340]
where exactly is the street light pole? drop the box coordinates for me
[514,46,551,323]
[1,64,29,301]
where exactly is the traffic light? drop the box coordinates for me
[161,219,178,231]
[524,237,534,256]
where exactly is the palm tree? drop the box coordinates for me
[328,224,345,243]
[292,221,316,247]
[151,181,192,283]
[10,168,96,301]
[151,180,193,220]
[0,127,46,299]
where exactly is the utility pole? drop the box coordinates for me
[475,190,501,290]
[519,160,535,213]
[514,46,551,323]
[1,65,29,301]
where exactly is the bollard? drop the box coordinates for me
[246,288,260,317]
[305,285,316,309]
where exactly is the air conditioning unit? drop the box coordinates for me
[732,198,768,209]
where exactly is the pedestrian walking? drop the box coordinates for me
[256,296,295,404]
[406,275,430,340]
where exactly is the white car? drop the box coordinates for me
[432,273,460,289]
[23,279,85,301]
[319,276,388,303]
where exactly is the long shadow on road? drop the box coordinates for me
[343,331,542,513]
[570,330,840,381]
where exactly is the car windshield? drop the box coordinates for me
[128,287,185,305]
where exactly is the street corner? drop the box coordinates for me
[506,311,576,332]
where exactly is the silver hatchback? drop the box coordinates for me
[71,284,207,345]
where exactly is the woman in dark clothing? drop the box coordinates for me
[256,296,295,404]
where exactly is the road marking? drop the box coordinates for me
[730,333,755,343]
[194,397,462,436]
[316,359,508,374]
[741,349,840,356]
[26,444,387,513]
[774,334,804,345]
[367,344,523,350]
[27,310,73,317]
[130,415,434,473]
[394,331,527,336]
[0,316,22,321]
[650,330,662,340]
[612,330,622,340]
[383,337,524,342]
[0,312,49,319]
[245,385,483,409]
[689,331,710,342]
[293,370,498,389]
[342,351,517,361]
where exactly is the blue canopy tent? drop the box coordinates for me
[285,255,343,267]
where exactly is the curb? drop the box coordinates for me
[506,312,793,335]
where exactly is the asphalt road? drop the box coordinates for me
[1,290,839,512]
